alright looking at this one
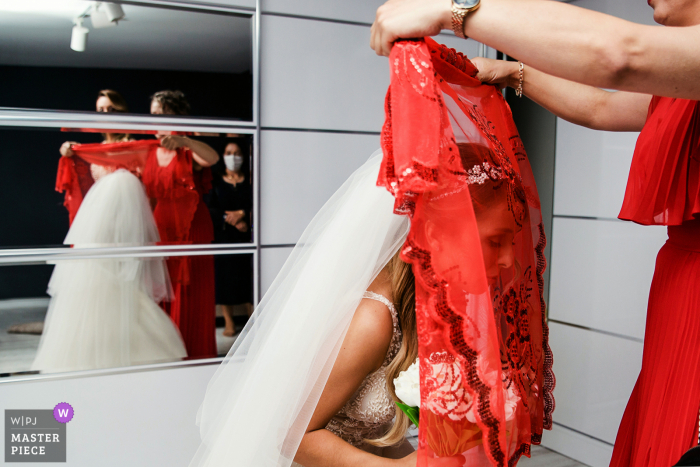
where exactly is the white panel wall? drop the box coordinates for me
[260,130,380,245]
[260,15,483,132]
[549,322,643,445]
[261,0,382,24]
[543,1,664,465]
[260,15,388,132]
[0,364,217,467]
[261,246,294,294]
[549,217,666,340]
[554,121,640,219]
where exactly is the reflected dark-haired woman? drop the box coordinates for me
[207,141,254,337]
[143,90,220,359]
[58,89,133,223]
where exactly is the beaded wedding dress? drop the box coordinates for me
[32,162,187,373]
[318,291,413,458]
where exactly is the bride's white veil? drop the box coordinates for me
[190,150,410,467]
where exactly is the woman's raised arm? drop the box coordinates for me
[471,57,651,132]
[371,0,700,100]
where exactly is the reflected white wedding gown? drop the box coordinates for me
[31,167,187,373]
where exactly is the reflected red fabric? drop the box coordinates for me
[55,140,160,224]
[611,97,700,466]
[619,97,700,225]
[142,148,216,359]
[379,38,553,466]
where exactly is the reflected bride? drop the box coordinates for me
[31,143,187,374]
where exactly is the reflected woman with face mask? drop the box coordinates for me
[207,141,253,337]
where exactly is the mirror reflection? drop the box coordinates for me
[0,126,254,249]
[0,1,253,120]
[0,253,254,377]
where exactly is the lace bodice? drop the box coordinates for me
[324,291,402,447]
[90,164,116,182]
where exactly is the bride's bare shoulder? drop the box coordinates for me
[341,295,395,372]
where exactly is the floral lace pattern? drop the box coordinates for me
[90,164,117,182]
[324,291,402,447]
[378,38,554,466]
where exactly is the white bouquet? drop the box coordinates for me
[393,355,521,455]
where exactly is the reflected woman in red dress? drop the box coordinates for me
[143,90,220,359]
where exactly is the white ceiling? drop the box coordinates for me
[0,1,252,73]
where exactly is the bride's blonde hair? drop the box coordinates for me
[366,250,418,447]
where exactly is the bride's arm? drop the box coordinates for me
[294,299,398,467]
[471,57,651,132]
[371,0,700,100]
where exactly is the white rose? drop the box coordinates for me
[503,383,521,422]
[394,358,421,407]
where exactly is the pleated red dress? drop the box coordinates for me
[611,96,700,467]
[142,147,217,360]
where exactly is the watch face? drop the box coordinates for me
[454,0,480,8]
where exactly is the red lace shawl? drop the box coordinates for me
[619,96,700,225]
[141,147,213,285]
[379,38,553,466]
[56,140,159,224]
[142,147,212,244]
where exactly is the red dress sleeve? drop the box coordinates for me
[619,96,700,225]
[56,156,94,225]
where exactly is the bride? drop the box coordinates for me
[31,141,187,373]
[191,147,530,467]
[192,38,550,467]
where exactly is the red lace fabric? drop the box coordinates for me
[142,147,217,359]
[619,96,700,225]
[55,140,159,224]
[378,38,553,466]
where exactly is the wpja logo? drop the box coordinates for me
[5,403,73,463]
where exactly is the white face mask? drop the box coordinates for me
[224,154,244,172]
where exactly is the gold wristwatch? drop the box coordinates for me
[452,0,481,39]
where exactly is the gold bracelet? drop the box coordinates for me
[515,62,524,98]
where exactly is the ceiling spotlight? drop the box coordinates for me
[91,2,125,28]
[70,19,89,52]
[103,3,125,22]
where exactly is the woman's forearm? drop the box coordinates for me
[516,65,649,132]
[184,137,219,167]
[295,430,398,467]
[463,0,700,98]
[373,0,700,99]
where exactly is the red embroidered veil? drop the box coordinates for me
[378,39,554,466]
[56,140,160,224]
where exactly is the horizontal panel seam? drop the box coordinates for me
[553,214,623,222]
[261,11,372,27]
[261,127,380,136]
[551,421,615,447]
[548,319,644,343]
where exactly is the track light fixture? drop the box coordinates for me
[69,2,126,52]
[70,18,89,52]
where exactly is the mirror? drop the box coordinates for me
[0,127,254,249]
[0,1,253,121]
[0,252,255,378]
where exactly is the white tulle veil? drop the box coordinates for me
[190,150,410,467]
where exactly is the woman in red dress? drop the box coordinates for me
[144,90,220,359]
[370,0,700,465]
